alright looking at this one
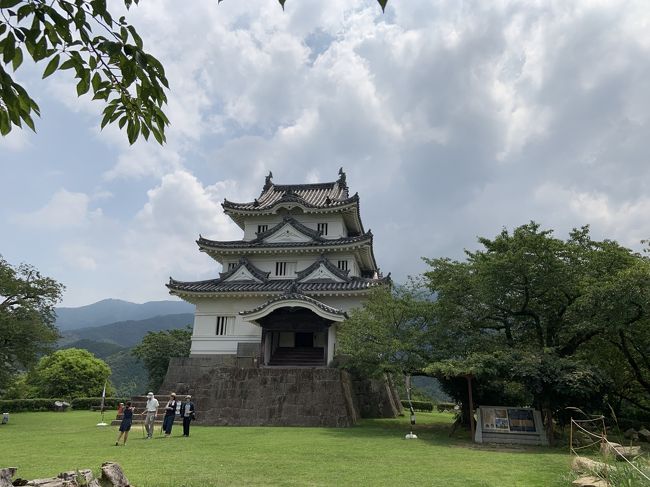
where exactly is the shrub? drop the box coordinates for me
[0,397,131,412]
[436,402,457,412]
[70,397,130,410]
[0,398,66,412]
[401,400,433,412]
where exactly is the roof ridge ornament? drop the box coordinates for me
[262,171,273,192]
[337,167,347,190]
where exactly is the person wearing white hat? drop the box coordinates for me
[140,392,159,439]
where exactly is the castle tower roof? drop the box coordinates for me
[222,169,363,233]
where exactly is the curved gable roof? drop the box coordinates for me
[239,292,348,323]
[295,255,350,282]
[218,256,270,282]
[222,169,357,212]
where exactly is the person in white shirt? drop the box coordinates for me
[140,392,159,439]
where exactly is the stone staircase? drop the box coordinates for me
[268,347,325,367]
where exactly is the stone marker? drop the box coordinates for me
[101,462,130,487]
[0,464,129,487]
[571,456,615,475]
[0,468,16,487]
[571,476,609,487]
[600,442,642,460]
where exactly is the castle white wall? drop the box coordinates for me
[191,297,264,355]
[188,294,368,356]
[221,252,360,278]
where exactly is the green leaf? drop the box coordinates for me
[20,111,35,131]
[127,25,143,49]
[0,0,22,8]
[377,0,388,12]
[0,109,10,136]
[3,32,16,64]
[33,35,47,62]
[152,127,164,144]
[59,59,75,70]
[11,47,23,71]
[91,72,101,92]
[42,54,60,78]
[126,119,138,144]
[76,78,89,96]
[278,0,285,10]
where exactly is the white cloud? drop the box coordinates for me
[102,140,184,181]
[0,129,32,152]
[97,170,243,302]
[4,0,650,305]
[15,189,102,229]
[60,243,98,271]
[135,170,239,237]
[534,183,650,248]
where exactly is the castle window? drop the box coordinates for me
[275,261,296,277]
[257,224,268,234]
[227,262,237,271]
[275,262,287,276]
[216,316,230,335]
[317,223,328,235]
[337,260,348,271]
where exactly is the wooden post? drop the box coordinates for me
[466,374,475,442]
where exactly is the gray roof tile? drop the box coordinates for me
[222,170,357,211]
[167,276,390,295]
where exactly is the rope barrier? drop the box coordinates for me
[569,417,650,483]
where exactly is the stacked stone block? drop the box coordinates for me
[158,357,394,427]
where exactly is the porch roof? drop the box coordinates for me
[239,292,348,323]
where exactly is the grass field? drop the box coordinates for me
[0,411,572,486]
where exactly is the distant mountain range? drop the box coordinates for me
[59,313,194,348]
[55,298,194,330]
[54,299,195,396]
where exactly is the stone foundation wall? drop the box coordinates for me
[159,357,359,427]
[351,375,403,418]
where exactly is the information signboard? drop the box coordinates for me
[475,406,547,445]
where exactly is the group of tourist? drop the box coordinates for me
[115,392,196,446]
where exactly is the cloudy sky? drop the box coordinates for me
[2,0,649,307]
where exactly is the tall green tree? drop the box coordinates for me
[337,283,436,377]
[28,348,112,398]
[338,223,650,432]
[576,261,650,413]
[132,326,191,392]
[0,255,63,392]
[423,223,646,426]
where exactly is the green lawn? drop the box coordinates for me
[0,411,571,486]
